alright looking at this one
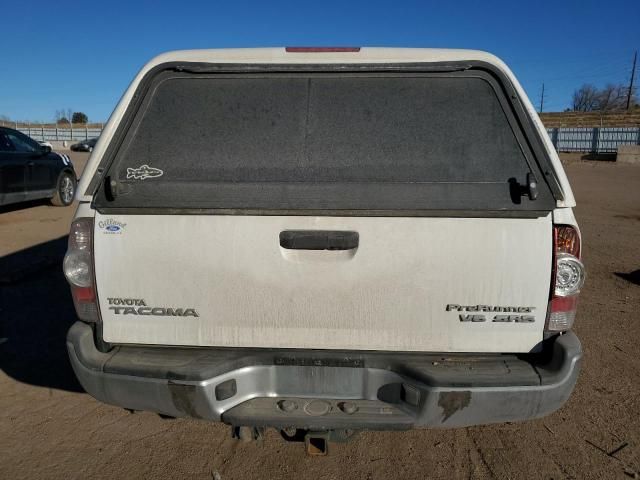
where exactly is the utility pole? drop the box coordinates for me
[539,82,545,113]
[626,50,637,111]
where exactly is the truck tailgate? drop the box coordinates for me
[94,213,551,352]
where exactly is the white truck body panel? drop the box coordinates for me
[95,213,552,352]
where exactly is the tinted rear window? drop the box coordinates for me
[96,69,555,212]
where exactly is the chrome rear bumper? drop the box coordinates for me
[67,322,581,429]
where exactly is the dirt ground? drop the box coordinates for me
[1,153,639,479]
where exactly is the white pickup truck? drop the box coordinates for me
[64,48,584,451]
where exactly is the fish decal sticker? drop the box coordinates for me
[126,164,164,180]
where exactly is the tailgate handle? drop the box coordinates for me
[279,230,359,251]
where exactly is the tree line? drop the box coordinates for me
[572,84,638,112]
[55,109,89,124]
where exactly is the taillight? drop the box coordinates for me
[546,225,585,332]
[63,217,100,322]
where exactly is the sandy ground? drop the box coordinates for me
[0,153,639,479]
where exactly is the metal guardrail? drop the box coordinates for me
[546,127,640,153]
[16,126,103,142]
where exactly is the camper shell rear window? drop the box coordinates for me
[93,64,557,213]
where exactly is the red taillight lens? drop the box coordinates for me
[547,225,584,332]
[63,218,100,322]
[548,296,579,331]
[72,286,95,302]
[285,47,361,53]
[555,225,581,258]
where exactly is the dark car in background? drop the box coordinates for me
[0,127,77,207]
[70,137,98,152]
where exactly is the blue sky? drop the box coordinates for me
[1,0,638,122]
